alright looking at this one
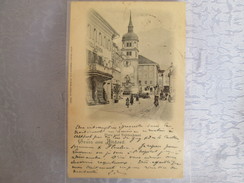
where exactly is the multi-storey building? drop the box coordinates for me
[86,9,119,105]
[162,63,175,95]
[138,55,159,94]
[158,69,165,92]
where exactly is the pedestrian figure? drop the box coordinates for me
[136,94,139,101]
[160,91,163,100]
[130,94,134,105]
[165,92,168,101]
[154,95,159,107]
[126,97,130,108]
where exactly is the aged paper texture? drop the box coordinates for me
[68,1,185,178]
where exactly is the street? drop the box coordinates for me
[86,96,173,122]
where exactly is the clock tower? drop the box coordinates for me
[121,12,139,94]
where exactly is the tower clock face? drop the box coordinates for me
[123,60,131,67]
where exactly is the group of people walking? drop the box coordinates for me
[125,94,139,108]
[160,90,173,102]
[125,93,160,108]
[125,91,173,108]
[126,94,159,108]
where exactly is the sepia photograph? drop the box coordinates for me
[85,6,178,122]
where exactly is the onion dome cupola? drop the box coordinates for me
[122,12,139,42]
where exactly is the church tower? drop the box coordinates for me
[121,12,139,94]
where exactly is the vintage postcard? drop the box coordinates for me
[68,1,185,178]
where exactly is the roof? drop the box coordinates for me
[89,9,119,38]
[122,32,139,41]
[138,55,158,65]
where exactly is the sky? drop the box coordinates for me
[93,4,178,70]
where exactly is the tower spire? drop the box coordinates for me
[128,11,133,33]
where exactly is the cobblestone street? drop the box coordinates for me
[86,96,173,122]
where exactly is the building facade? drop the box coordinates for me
[158,69,165,92]
[162,63,175,96]
[86,9,119,105]
[138,55,160,94]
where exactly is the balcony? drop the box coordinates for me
[88,62,112,75]
[87,50,113,80]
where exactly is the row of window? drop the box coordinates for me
[139,80,153,85]
[87,50,103,65]
[126,51,137,57]
[87,50,112,68]
[87,24,112,51]
[138,72,154,78]
[124,42,137,47]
